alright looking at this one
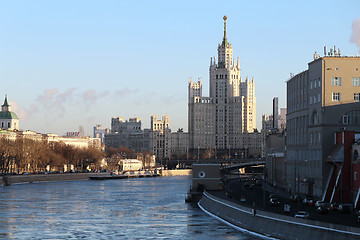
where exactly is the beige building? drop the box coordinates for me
[93,124,109,143]
[150,114,171,160]
[286,49,360,197]
[170,128,189,158]
[104,117,145,152]
[188,16,256,154]
[0,130,101,149]
[104,115,173,161]
[241,132,263,159]
[119,159,143,171]
[262,109,287,132]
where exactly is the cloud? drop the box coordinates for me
[9,101,38,121]
[54,88,76,114]
[14,87,140,127]
[350,18,360,51]
[82,90,109,110]
[86,116,96,123]
[34,88,77,116]
[114,88,139,97]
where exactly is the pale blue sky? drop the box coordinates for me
[1,0,359,136]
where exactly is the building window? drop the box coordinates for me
[216,75,218,79]
[339,110,360,124]
[355,93,360,102]
[354,150,359,162]
[332,77,341,86]
[318,79,321,87]
[312,111,319,125]
[318,93,321,102]
[310,96,313,104]
[310,81,313,89]
[332,93,340,101]
[353,77,360,86]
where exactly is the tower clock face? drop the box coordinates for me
[198,170,206,178]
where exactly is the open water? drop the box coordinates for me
[0,175,259,239]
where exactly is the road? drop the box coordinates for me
[210,176,360,228]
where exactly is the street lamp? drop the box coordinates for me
[228,145,231,159]
[197,145,199,162]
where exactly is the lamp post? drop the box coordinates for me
[197,146,199,162]
[228,145,231,159]
[304,159,309,196]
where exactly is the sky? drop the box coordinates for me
[1,0,360,136]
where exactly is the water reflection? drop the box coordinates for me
[0,176,259,239]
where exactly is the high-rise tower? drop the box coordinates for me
[188,16,256,154]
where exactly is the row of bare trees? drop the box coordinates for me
[0,135,104,174]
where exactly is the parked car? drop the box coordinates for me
[294,211,310,219]
[315,201,330,207]
[290,195,301,202]
[269,193,277,199]
[316,206,329,214]
[330,203,339,211]
[337,204,353,214]
[308,199,315,206]
[303,197,313,205]
[269,198,280,206]
[255,179,262,186]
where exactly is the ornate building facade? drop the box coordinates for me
[188,16,256,155]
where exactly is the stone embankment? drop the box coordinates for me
[1,169,192,186]
[199,191,360,240]
[161,169,192,176]
[0,173,106,186]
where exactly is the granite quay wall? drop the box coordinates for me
[199,191,360,240]
[161,169,192,176]
[0,173,109,186]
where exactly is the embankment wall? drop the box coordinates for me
[199,191,360,240]
[0,173,107,186]
[161,169,192,176]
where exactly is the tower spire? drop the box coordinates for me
[222,15,228,46]
[2,95,9,107]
